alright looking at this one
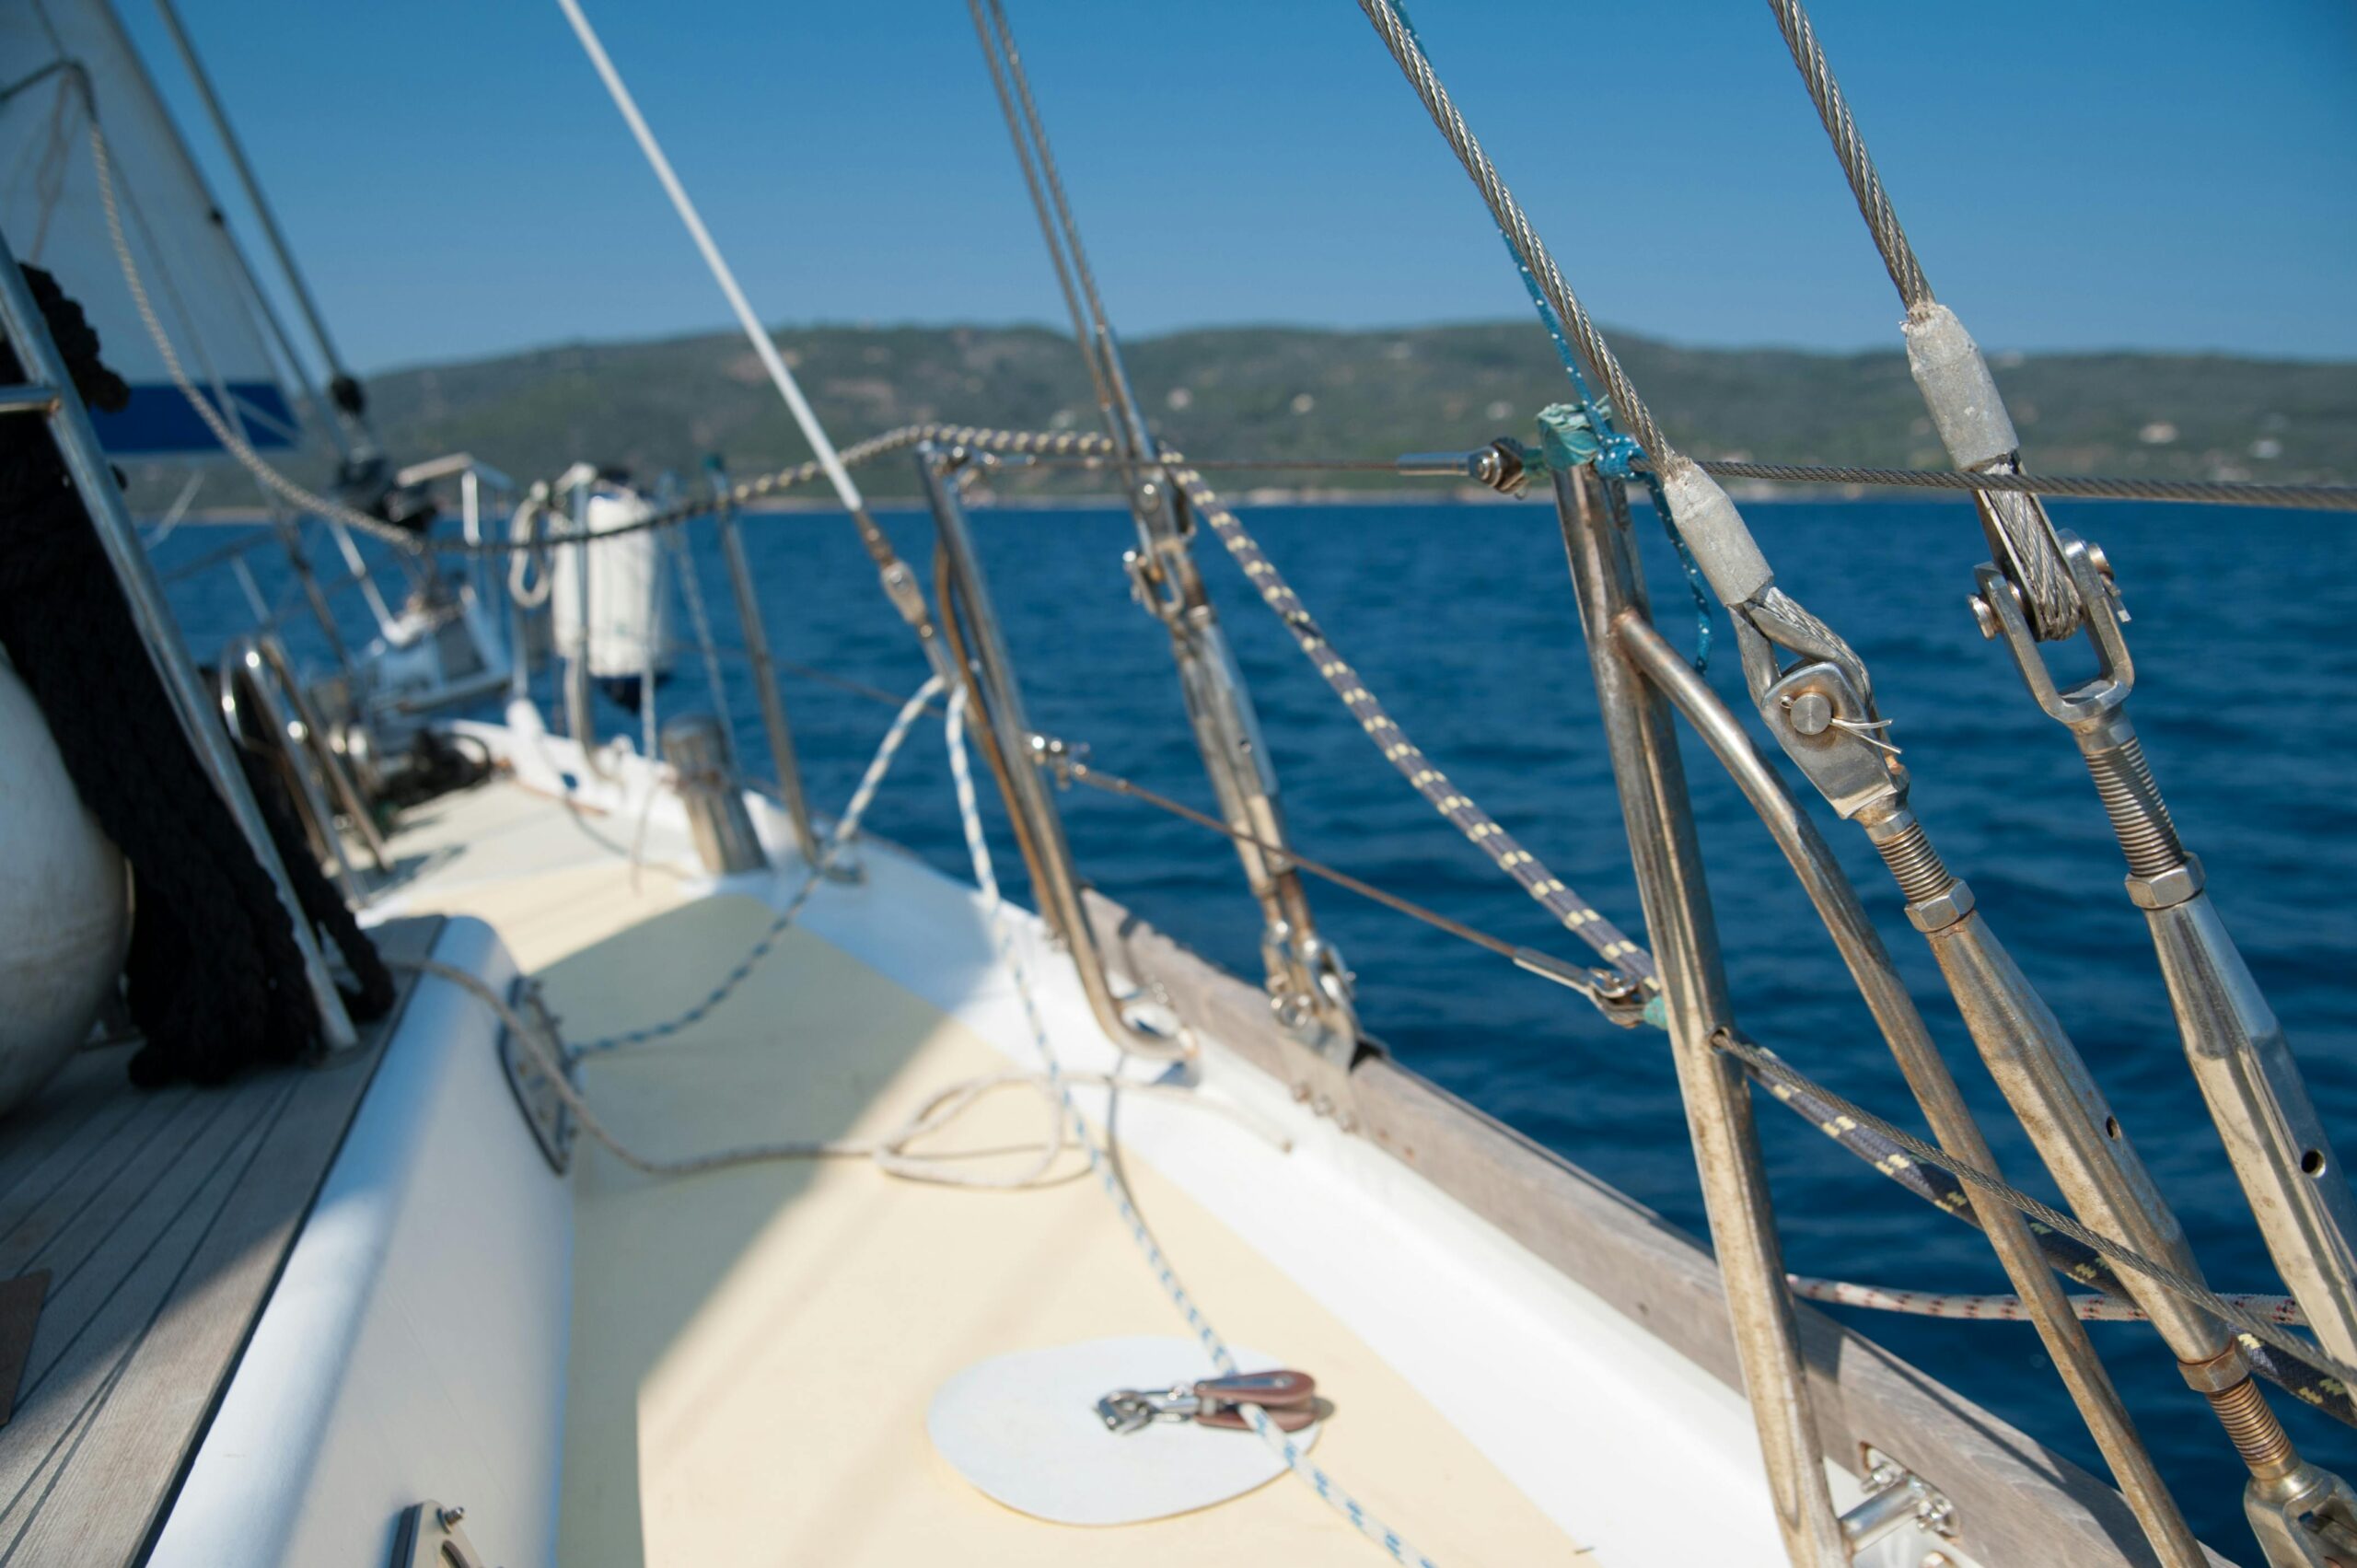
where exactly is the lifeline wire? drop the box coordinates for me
[467,415,2357,1407]
[1699,459,2357,512]
[942,681,1443,1568]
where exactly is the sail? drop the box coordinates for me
[0,0,296,453]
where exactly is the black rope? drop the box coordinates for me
[0,264,390,1086]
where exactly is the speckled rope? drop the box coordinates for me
[566,673,944,1057]
[1158,456,1655,987]
[944,679,1443,1567]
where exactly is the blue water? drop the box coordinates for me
[160,495,2356,1551]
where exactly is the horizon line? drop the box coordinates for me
[358,316,2357,380]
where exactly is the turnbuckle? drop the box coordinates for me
[1094,1368,1318,1435]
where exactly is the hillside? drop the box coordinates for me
[335,321,2357,499]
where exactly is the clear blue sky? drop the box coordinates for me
[121,0,2357,374]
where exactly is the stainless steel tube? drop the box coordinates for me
[1615,612,2203,1568]
[2033,577,2357,1371]
[255,634,388,875]
[916,446,1186,1061]
[1554,466,1846,1566]
[708,469,821,866]
[1117,473,1357,1059]
[0,237,354,1050]
[1978,543,2357,1368]
[2144,884,2357,1367]
[221,637,362,906]
[562,480,614,782]
[663,713,766,876]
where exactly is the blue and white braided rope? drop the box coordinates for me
[941,682,1442,1568]
[570,673,947,1058]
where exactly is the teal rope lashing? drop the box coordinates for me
[1535,405,1713,675]
[1390,2,1711,671]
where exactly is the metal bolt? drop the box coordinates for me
[1968,593,2000,640]
[437,1505,466,1529]
[2124,858,2204,911]
[1902,878,1977,934]
[1787,690,1834,737]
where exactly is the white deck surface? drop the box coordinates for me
[363,727,1840,1567]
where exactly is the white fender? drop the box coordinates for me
[551,482,674,679]
[0,653,128,1115]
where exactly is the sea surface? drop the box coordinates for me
[161,494,2356,1551]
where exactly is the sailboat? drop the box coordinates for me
[1,2,2352,1565]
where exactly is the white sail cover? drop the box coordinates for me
[0,0,297,452]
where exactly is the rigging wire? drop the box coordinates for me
[1762,0,2083,638]
[1761,0,1930,310]
[963,0,1121,450]
[1353,0,1670,472]
[1383,3,1715,668]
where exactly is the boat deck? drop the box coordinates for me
[0,917,442,1568]
[380,772,1601,1566]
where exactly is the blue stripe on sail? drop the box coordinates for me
[91,381,297,454]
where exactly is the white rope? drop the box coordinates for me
[87,122,424,551]
[552,0,872,520]
[941,680,1443,1568]
[1789,1275,2307,1326]
[507,485,556,609]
